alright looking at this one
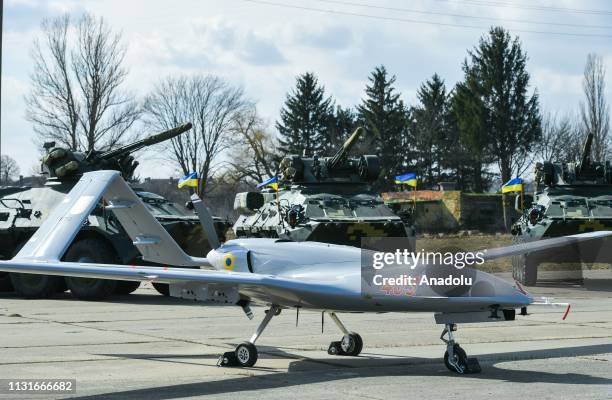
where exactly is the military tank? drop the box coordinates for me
[0,123,229,299]
[511,132,612,285]
[233,127,414,247]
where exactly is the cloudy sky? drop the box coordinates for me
[1,0,611,179]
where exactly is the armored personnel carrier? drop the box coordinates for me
[0,123,229,299]
[511,133,612,285]
[233,127,414,247]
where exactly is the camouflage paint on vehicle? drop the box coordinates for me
[233,127,414,248]
[511,133,612,285]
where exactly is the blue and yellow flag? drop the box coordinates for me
[257,176,279,191]
[502,177,523,193]
[178,172,199,189]
[395,172,417,187]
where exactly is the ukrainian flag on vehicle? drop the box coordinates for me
[257,176,279,191]
[502,177,523,193]
[395,172,417,187]
[178,172,199,188]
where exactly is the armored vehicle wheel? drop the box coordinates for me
[10,273,64,298]
[114,281,141,295]
[152,283,170,296]
[64,238,117,301]
[0,272,13,292]
[512,254,537,286]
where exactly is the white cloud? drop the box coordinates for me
[2,0,611,178]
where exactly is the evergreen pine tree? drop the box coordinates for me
[357,66,408,189]
[454,27,541,189]
[276,72,333,156]
[411,74,452,188]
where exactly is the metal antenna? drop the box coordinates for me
[321,312,324,333]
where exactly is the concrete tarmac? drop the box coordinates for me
[0,273,611,399]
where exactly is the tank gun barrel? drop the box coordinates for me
[579,132,594,174]
[327,127,364,170]
[97,123,193,160]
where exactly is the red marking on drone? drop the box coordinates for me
[562,304,571,320]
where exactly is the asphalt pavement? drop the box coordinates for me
[0,272,611,399]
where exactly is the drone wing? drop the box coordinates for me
[0,171,349,307]
[1,170,611,312]
[482,231,612,261]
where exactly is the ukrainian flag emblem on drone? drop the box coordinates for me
[223,253,235,271]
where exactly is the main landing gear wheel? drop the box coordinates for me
[328,332,363,356]
[440,323,481,374]
[327,313,363,356]
[217,305,279,368]
[235,342,258,367]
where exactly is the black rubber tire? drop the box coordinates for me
[152,283,170,296]
[8,239,64,297]
[64,238,118,301]
[0,272,14,292]
[444,344,468,374]
[512,254,538,286]
[340,332,363,356]
[235,342,258,367]
[114,281,141,295]
[10,273,64,299]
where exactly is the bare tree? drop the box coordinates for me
[229,106,276,183]
[580,53,610,162]
[26,14,139,152]
[0,155,20,184]
[143,74,249,195]
[535,112,580,162]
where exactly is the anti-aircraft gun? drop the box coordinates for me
[277,127,381,185]
[512,132,612,285]
[41,123,193,181]
[233,127,413,247]
[0,123,230,299]
[534,133,612,189]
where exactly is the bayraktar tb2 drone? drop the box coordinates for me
[0,171,609,374]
